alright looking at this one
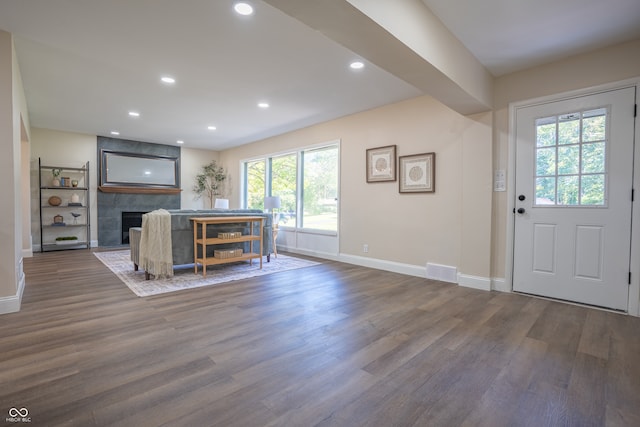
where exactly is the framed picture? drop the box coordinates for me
[366,145,396,182]
[399,152,435,193]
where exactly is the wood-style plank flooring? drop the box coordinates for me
[2,248,640,426]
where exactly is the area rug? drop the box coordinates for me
[94,250,320,297]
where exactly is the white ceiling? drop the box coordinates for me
[421,0,640,76]
[1,0,638,150]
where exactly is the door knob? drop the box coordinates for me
[518,195,526,201]
[517,208,525,214]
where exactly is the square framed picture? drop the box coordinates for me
[399,152,435,193]
[366,145,396,182]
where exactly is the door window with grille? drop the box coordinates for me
[534,107,607,206]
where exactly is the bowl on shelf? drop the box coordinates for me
[48,196,62,206]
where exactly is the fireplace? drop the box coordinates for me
[96,136,181,247]
[121,212,146,244]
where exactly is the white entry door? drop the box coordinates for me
[513,87,636,311]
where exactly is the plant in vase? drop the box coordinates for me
[55,236,78,245]
[51,168,62,187]
[193,160,230,209]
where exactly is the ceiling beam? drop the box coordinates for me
[264,0,493,115]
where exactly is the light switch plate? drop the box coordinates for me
[494,169,506,192]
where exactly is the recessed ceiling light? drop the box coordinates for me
[207,126,217,131]
[128,111,140,117]
[110,131,120,136]
[177,140,184,144]
[258,102,269,109]
[234,2,254,15]
[350,61,365,70]
[161,76,175,84]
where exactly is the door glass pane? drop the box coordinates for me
[536,118,556,147]
[581,174,605,205]
[582,142,605,173]
[557,176,579,205]
[557,145,579,175]
[536,177,556,205]
[271,154,297,227]
[583,108,606,142]
[558,113,580,145]
[536,147,556,176]
[534,106,608,207]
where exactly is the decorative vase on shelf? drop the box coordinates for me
[70,193,80,204]
[51,168,62,187]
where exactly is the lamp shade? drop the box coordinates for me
[264,196,281,210]
[214,198,229,209]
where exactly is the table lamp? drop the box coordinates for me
[214,198,229,209]
[264,196,281,224]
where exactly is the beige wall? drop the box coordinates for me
[221,95,493,279]
[494,39,640,110]
[0,30,15,300]
[491,39,640,279]
[461,111,493,279]
[21,137,31,254]
[15,42,31,257]
[180,148,219,210]
[0,30,29,312]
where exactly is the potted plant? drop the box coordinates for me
[193,160,229,209]
[55,236,78,245]
[51,168,62,186]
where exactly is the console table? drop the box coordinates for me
[191,216,264,277]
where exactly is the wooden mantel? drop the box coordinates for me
[98,186,182,194]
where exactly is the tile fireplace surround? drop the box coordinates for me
[97,136,180,247]
[97,188,180,247]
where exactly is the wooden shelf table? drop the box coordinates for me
[191,216,264,277]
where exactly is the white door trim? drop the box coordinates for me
[505,77,640,316]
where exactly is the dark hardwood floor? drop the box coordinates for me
[2,248,639,426]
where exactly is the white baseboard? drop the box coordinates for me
[492,277,510,292]
[280,249,503,295]
[281,247,341,262]
[458,273,491,291]
[31,240,98,253]
[0,273,25,315]
[338,253,427,278]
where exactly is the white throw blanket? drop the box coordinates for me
[139,209,173,279]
